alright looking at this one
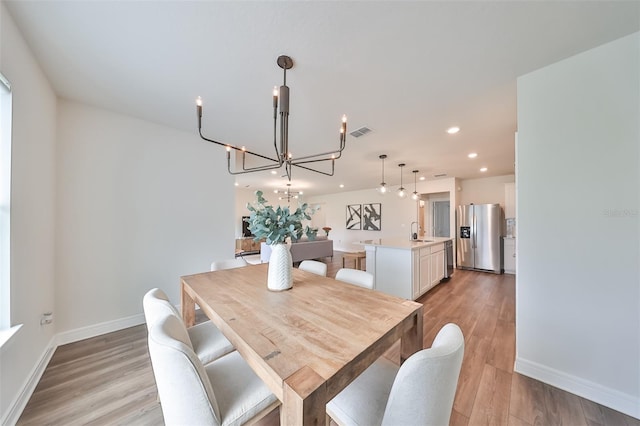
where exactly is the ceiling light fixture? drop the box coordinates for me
[274,183,302,204]
[480,167,488,172]
[468,152,478,158]
[411,170,420,200]
[196,55,347,182]
[397,163,406,198]
[447,126,460,134]
[378,154,388,194]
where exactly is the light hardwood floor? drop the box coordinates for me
[17,252,640,425]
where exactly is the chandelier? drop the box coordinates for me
[274,184,302,203]
[196,55,348,181]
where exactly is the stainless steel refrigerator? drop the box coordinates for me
[457,204,502,273]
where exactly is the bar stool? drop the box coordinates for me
[342,251,366,270]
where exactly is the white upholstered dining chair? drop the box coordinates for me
[143,288,234,365]
[147,314,279,426]
[335,268,374,289]
[298,260,328,277]
[326,323,464,426]
[210,257,248,271]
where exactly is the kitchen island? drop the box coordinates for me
[360,237,453,300]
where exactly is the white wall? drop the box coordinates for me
[0,3,57,421]
[1,5,236,420]
[458,174,514,207]
[56,100,235,332]
[516,32,639,417]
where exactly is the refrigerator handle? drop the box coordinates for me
[472,215,477,248]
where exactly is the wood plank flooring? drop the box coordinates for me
[17,251,640,425]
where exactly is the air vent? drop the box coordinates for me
[349,127,372,138]
[433,173,447,178]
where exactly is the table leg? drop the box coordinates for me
[181,282,196,327]
[400,306,423,364]
[281,366,327,426]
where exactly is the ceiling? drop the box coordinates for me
[5,1,639,196]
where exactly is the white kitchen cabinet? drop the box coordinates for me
[504,182,516,218]
[418,251,431,295]
[419,243,445,295]
[412,250,420,299]
[503,237,516,274]
[431,249,445,286]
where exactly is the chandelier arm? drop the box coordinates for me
[285,161,292,181]
[291,154,340,166]
[292,160,336,177]
[281,113,289,160]
[199,130,281,164]
[291,150,342,163]
[290,132,346,162]
[225,151,282,175]
[239,151,284,172]
[273,106,281,162]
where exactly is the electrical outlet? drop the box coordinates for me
[40,312,53,325]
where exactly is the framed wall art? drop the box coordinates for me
[362,203,382,231]
[346,204,362,230]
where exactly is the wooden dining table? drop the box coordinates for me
[181,263,423,425]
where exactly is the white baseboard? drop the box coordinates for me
[515,357,640,419]
[4,314,146,425]
[55,313,145,346]
[2,337,56,426]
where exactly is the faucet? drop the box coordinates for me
[410,222,418,240]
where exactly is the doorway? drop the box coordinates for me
[433,201,450,237]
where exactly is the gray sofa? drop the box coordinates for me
[260,237,334,263]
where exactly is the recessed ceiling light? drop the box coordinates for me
[234,182,239,186]
[339,184,345,188]
[480,167,488,172]
[419,176,426,181]
[270,170,277,175]
[468,153,478,158]
[447,126,460,134]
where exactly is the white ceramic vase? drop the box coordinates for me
[267,243,293,291]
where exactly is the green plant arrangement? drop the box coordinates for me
[246,190,318,245]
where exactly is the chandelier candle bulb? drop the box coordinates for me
[196,97,202,127]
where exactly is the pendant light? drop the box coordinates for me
[411,170,419,200]
[397,163,406,198]
[378,154,387,194]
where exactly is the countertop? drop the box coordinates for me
[358,237,453,250]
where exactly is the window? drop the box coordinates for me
[0,72,12,331]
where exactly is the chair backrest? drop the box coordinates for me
[210,257,248,271]
[298,260,328,277]
[381,323,464,426]
[147,314,222,425]
[143,288,182,330]
[335,268,374,289]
